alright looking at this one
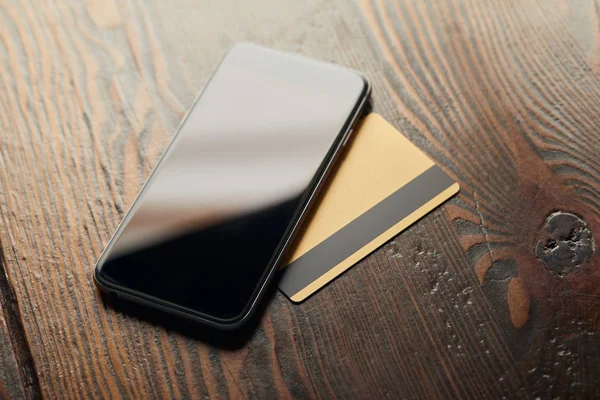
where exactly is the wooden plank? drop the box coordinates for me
[359,0,600,396]
[0,248,40,399]
[0,0,599,398]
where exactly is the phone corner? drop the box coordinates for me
[93,264,109,292]
[217,308,257,331]
[357,72,371,97]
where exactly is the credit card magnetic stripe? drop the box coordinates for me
[278,165,458,302]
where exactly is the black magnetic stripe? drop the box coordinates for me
[278,165,455,297]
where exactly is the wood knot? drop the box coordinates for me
[535,212,594,275]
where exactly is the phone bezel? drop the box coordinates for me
[94,43,371,329]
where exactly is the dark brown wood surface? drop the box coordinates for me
[1,0,600,398]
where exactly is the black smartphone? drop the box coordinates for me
[94,43,370,329]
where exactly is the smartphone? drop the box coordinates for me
[94,43,370,329]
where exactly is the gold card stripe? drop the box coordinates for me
[290,183,459,302]
[278,164,458,301]
[286,113,434,263]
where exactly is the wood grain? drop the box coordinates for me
[0,247,40,399]
[360,0,600,396]
[1,0,600,398]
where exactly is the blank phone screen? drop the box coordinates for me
[95,44,367,321]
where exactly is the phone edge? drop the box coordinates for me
[94,45,371,330]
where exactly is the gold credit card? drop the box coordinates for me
[278,113,459,302]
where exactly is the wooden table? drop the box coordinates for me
[1,0,600,398]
